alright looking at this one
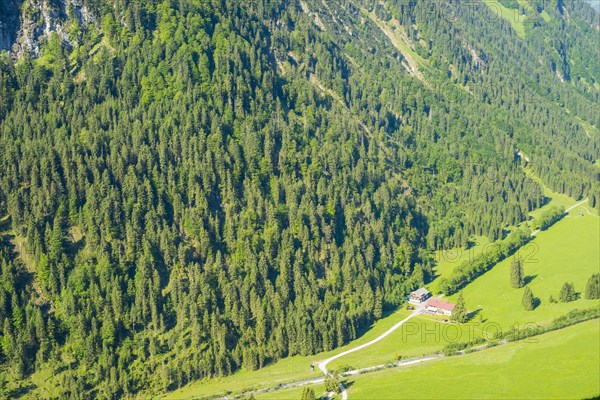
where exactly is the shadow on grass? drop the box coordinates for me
[341,379,355,390]
[524,274,538,285]
[468,308,483,322]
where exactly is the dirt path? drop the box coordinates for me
[316,306,424,399]
[531,198,588,236]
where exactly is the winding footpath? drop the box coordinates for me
[317,305,425,399]
[219,352,441,400]
[566,198,589,213]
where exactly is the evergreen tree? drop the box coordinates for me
[510,257,524,288]
[301,387,317,400]
[559,282,577,302]
[522,286,535,310]
[324,375,341,394]
[585,274,600,300]
[451,292,468,323]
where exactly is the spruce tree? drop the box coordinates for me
[522,286,535,310]
[301,387,316,400]
[585,273,600,300]
[452,292,468,323]
[325,376,341,394]
[559,282,577,302]
[510,257,524,288]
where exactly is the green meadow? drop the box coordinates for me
[483,0,526,37]
[326,202,600,371]
[444,203,599,329]
[165,311,484,398]
[326,314,484,372]
[348,318,600,399]
[254,319,600,400]
[430,235,491,293]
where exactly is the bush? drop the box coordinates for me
[439,228,530,295]
[531,205,565,231]
[336,364,354,373]
[442,342,468,356]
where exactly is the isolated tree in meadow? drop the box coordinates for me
[452,292,468,323]
[301,387,316,400]
[510,257,524,288]
[522,286,535,310]
[559,282,577,302]
[585,273,600,300]
[324,375,341,394]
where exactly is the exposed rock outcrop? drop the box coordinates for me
[0,0,93,58]
[0,0,24,52]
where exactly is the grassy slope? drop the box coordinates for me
[162,353,321,399]
[329,201,599,370]
[523,164,577,220]
[483,0,526,37]
[435,161,586,295]
[430,236,491,293]
[255,319,600,399]
[349,318,600,400]
[326,314,484,371]
[432,163,582,294]
[164,311,483,398]
[444,201,599,329]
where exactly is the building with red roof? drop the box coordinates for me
[425,297,456,316]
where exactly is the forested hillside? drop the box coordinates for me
[0,0,598,398]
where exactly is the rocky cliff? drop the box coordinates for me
[0,0,23,52]
[0,0,92,58]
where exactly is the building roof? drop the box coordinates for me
[426,297,456,311]
[411,288,431,297]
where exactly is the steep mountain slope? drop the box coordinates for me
[0,0,598,398]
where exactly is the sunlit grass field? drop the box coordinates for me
[254,319,600,400]
[347,318,600,400]
[483,0,526,37]
[445,203,599,329]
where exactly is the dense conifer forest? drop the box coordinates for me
[0,0,598,397]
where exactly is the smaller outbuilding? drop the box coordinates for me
[408,288,431,304]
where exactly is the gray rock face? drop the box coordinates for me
[0,0,93,58]
[0,0,24,52]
